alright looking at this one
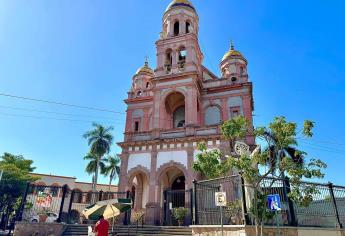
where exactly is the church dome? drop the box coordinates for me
[136,60,154,76]
[222,42,246,62]
[166,0,196,13]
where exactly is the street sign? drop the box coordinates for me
[215,192,227,207]
[267,194,281,211]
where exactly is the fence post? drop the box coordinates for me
[57,184,68,223]
[98,190,103,201]
[193,179,198,225]
[240,177,250,225]
[189,188,193,226]
[67,190,75,224]
[123,190,131,225]
[328,182,343,228]
[16,182,30,221]
[284,177,297,226]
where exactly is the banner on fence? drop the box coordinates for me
[36,191,53,208]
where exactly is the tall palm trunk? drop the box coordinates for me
[108,173,113,191]
[93,155,100,192]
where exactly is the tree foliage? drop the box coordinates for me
[192,143,230,179]
[221,116,250,151]
[103,155,121,190]
[192,116,327,235]
[0,153,38,221]
[83,123,113,190]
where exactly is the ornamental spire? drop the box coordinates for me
[230,40,234,50]
[144,56,149,66]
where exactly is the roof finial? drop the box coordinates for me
[144,56,149,66]
[230,40,234,50]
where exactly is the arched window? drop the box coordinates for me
[205,106,221,126]
[178,47,187,70]
[186,21,191,34]
[165,49,172,73]
[173,106,185,128]
[137,91,142,97]
[174,21,180,36]
[165,92,185,129]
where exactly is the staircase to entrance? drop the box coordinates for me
[62,225,192,236]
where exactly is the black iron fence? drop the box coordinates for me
[163,189,193,226]
[193,175,345,228]
[17,184,129,225]
[194,175,245,225]
[6,176,345,229]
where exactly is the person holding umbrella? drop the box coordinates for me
[94,215,109,236]
[82,198,131,234]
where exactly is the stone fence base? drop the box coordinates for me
[14,222,66,236]
[191,225,345,236]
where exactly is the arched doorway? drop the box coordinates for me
[128,170,149,211]
[158,165,191,226]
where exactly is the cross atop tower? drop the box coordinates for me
[145,56,149,66]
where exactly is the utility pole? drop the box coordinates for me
[0,169,3,181]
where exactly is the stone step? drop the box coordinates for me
[62,225,192,236]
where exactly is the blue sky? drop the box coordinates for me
[0,0,344,185]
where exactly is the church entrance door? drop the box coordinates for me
[163,176,193,226]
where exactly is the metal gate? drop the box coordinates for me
[163,189,193,226]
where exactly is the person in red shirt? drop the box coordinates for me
[94,215,109,236]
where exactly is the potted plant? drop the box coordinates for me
[38,208,48,222]
[132,209,145,224]
[172,207,188,226]
[226,200,243,225]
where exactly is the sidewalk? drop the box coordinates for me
[0,230,10,236]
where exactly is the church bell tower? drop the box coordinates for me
[155,0,203,77]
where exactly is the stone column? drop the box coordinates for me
[186,87,198,127]
[118,152,129,192]
[186,145,195,188]
[242,95,255,145]
[143,108,150,131]
[145,150,160,225]
[221,98,229,121]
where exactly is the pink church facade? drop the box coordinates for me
[118,0,255,225]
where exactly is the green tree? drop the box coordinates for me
[256,117,314,177]
[193,116,250,179]
[83,123,113,191]
[104,155,121,191]
[221,116,250,152]
[192,143,230,179]
[0,153,38,222]
[192,116,326,236]
[84,152,107,185]
[228,117,326,236]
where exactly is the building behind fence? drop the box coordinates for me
[19,183,129,224]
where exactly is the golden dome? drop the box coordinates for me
[166,0,196,12]
[222,42,246,62]
[136,60,154,76]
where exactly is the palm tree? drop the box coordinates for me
[84,152,108,189]
[261,129,304,178]
[104,155,121,191]
[83,123,113,191]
